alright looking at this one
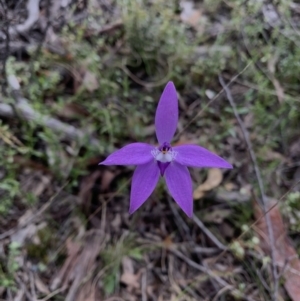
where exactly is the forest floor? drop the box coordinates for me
[0,0,300,300]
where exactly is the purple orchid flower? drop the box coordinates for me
[99,82,232,217]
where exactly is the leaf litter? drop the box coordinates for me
[0,0,300,300]
[193,168,224,200]
[254,199,300,301]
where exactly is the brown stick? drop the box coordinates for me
[11,0,40,35]
[0,75,99,147]
[218,74,279,301]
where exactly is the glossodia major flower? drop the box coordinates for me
[99,82,232,217]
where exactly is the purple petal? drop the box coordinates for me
[173,144,233,169]
[129,161,160,214]
[155,82,178,144]
[157,161,170,176]
[164,161,193,217]
[99,143,154,166]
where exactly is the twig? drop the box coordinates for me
[174,62,252,141]
[218,74,279,301]
[29,0,51,84]
[0,40,67,56]
[0,182,69,240]
[84,19,123,37]
[167,196,191,239]
[11,0,40,35]
[0,75,99,147]
[168,253,201,299]
[0,0,10,95]
[192,214,227,251]
[193,246,219,255]
[212,286,233,301]
[38,286,67,301]
[0,101,99,146]
[29,272,37,300]
[168,196,211,266]
[61,0,72,8]
[170,248,256,301]
[141,269,147,301]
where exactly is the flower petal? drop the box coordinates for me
[129,161,160,214]
[99,143,154,166]
[164,161,193,217]
[155,81,178,144]
[173,144,233,169]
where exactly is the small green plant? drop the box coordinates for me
[0,242,21,290]
[282,192,300,232]
[0,178,20,215]
[100,233,145,295]
[122,0,192,79]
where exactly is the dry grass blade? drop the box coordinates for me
[170,248,256,301]
[50,238,81,291]
[174,62,252,141]
[0,182,69,240]
[267,54,285,103]
[1,1,300,300]
[192,214,227,251]
[219,74,279,301]
[51,230,105,301]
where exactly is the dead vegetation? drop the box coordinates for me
[0,0,300,300]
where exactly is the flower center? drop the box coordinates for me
[151,142,177,163]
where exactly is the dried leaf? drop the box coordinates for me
[193,168,223,199]
[52,231,103,300]
[162,235,174,249]
[13,156,50,173]
[20,173,52,199]
[69,231,104,301]
[205,89,216,99]
[121,257,140,289]
[290,138,300,159]
[11,222,46,245]
[254,199,300,301]
[202,209,231,224]
[121,273,140,289]
[78,170,102,206]
[82,71,99,92]
[18,209,34,226]
[262,4,281,26]
[79,285,97,301]
[56,103,89,119]
[11,225,36,245]
[35,275,50,295]
[50,238,81,291]
[111,213,121,229]
[272,77,285,103]
[13,287,25,301]
[180,1,202,28]
[101,169,118,191]
[122,256,134,274]
[220,222,235,238]
[75,279,98,301]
